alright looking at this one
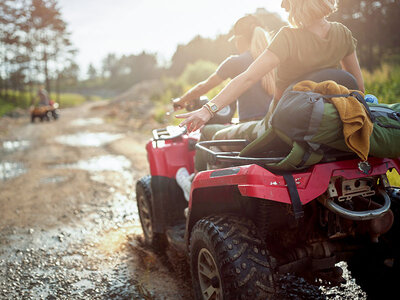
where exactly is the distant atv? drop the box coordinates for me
[31,102,60,123]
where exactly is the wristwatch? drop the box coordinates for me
[205,101,219,114]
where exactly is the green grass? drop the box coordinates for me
[0,100,16,116]
[0,90,103,116]
[363,64,400,104]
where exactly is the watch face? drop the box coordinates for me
[210,104,218,112]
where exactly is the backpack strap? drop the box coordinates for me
[349,91,376,123]
[282,173,304,221]
[322,92,377,123]
[296,147,313,169]
[370,106,400,130]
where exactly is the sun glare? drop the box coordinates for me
[58,0,287,70]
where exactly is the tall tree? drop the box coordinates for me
[0,0,76,103]
[28,0,73,93]
[87,63,97,81]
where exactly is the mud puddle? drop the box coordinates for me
[70,118,104,127]
[54,155,134,186]
[40,176,68,185]
[0,178,149,300]
[1,140,30,152]
[0,161,27,181]
[55,132,123,147]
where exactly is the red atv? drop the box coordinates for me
[136,112,400,299]
[30,101,60,123]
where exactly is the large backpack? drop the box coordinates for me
[239,88,400,171]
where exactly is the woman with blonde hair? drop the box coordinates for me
[177,0,365,135]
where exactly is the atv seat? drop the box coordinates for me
[196,139,357,171]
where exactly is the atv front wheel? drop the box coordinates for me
[190,215,277,300]
[136,175,166,253]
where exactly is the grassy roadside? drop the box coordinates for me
[0,91,103,116]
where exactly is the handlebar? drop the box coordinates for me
[172,96,210,112]
[152,126,187,141]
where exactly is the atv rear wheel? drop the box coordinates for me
[136,175,166,253]
[190,215,277,300]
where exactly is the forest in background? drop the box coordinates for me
[1,0,400,116]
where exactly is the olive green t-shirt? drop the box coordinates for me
[268,22,357,91]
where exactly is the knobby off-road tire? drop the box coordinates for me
[136,175,166,253]
[52,110,59,120]
[190,215,277,300]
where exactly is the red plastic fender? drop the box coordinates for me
[146,134,197,178]
[190,157,400,206]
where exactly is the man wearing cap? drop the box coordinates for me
[173,14,275,124]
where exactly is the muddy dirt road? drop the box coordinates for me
[0,101,368,299]
[0,101,192,299]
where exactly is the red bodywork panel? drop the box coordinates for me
[146,132,400,207]
[146,134,197,178]
[190,157,400,207]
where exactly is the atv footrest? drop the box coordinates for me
[166,223,186,253]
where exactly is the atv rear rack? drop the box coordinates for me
[152,126,187,141]
[196,139,286,165]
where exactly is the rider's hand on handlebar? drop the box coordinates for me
[172,98,186,111]
[176,106,212,133]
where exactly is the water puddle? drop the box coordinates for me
[55,132,123,147]
[40,176,68,184]
[1,140,30,152]
[0,161,27,181]
[56,155,131,172]
[72,279,95,291]
[54,155,134,190]
[71,118,104,127]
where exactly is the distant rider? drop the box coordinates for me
[37,85,50,106]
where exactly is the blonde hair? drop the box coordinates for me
[287,0,338,28]
[250,27,275,95]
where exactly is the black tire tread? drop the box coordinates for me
[136,175,166,253]
[190,214,277,300]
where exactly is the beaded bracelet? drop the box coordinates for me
[202,104,215,118]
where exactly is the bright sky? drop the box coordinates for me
[58,0,287,73]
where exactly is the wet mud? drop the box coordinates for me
[0,102,189,299]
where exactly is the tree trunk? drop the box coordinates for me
[56,72,60,103]
[43,51,51,94]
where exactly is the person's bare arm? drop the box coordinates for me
[173,73,223,109]
[176,49,280,132]
[341,51,365,92]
